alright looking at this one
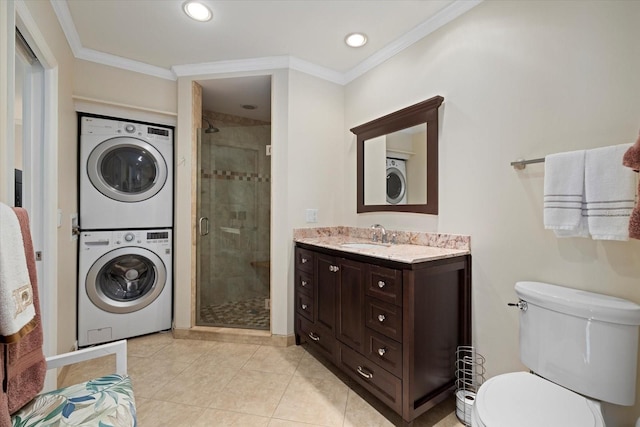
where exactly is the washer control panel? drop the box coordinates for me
[80,117,172,142]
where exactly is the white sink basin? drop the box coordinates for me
[340,242,388,250]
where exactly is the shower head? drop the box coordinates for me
[202,118,220,133]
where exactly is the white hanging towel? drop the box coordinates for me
[585,143,635,240]
[543,150,588,237]
[0,202,36,342]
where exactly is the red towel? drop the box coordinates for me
[623,131,640,239]
[0,208,46,427]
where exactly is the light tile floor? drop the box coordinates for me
[60,332,465,427]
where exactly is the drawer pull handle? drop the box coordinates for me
[301,257,308,264]
[377,314,386,322]
[377,347,387,357]
[308,332,320,341]
[378,280,386,288]
[329,265,340,272]
[301,304,308,310]
[356,366,373,380]
[301,280,308,287]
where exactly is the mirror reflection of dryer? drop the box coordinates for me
[386,157,407,205]
[78,229,172,347]
[79,115,174,230]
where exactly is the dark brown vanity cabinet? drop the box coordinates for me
[294,243,471,425]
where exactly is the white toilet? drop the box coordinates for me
[472,281,640,427]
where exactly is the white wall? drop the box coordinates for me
[344,1,640,425]
[74,60,177,118]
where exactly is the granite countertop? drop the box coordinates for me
[294,227,470,264]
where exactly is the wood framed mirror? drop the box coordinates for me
[350,95,443,214]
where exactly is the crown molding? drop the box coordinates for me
[172,55,346,85]
[51,0,482,85]
[172,56,289,78]
[49,0,82,55]
[287,57,346,85]
[77,47,177,80]
[343,0,483,84]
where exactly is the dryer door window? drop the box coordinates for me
[386,167,406,204]
[86,247,167,314]
[87,136,168,203]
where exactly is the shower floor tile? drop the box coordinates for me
[199,296,270,330]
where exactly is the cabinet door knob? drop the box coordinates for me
[377,280,386,288]
[308,332,320,341]
[377,347,387,357]
[329,265,340,272]
[377,314,386,322]
[301,304,308,310]
[301,257,308,264]
[301,280,308,287]
[356,366,373,379]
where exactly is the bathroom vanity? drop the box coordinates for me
[293,228,471,425]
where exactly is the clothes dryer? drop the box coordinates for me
[386,158,407,205]
[79,115,173,230]
[78,229,172,347]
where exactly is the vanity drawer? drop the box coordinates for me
[297,317,337,362]
[296,292,314,322]
[366,297,402,342]
[338,344,402,414]
[295,269,314,297]
[295,247,314,273]
[366,266,402,306]
[364,328,402,378]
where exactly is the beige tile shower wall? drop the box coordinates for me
[344,2,640,426]
[197,111,271,311]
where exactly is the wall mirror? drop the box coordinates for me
[350,95,443,214]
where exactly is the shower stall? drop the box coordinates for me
[196,113,271,330]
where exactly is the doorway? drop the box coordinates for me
[15,29,45,280]
[195,76,272,330]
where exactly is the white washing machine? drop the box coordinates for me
[78,229,172,347]
[79,115,173,230]
[386,158,407,205]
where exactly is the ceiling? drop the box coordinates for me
[51,0,481,121]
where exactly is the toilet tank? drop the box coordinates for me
[515,281,640,406]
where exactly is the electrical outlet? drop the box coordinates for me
[305,209,318,223]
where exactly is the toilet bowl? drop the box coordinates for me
[471,372,604,427]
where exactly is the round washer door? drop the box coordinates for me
[87,136,168,203]
[86,247,167,314]
[386,167,406,204]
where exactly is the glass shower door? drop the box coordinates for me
[196,125,271,330]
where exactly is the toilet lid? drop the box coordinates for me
[474,372,604,427]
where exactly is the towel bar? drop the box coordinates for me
[511,157,545,170]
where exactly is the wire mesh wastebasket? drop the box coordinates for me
[455,346,485,426]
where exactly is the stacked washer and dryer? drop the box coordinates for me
[77,115,173,347]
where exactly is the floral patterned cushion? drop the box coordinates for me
[11,374,136,427]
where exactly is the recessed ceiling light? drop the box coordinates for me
[345,32,368,48]
[242,104,258,110]
[183,1,212,22]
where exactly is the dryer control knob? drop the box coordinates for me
[124,124,136,133]
[124,233,135,242]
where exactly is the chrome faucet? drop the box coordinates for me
[371,224,387,243]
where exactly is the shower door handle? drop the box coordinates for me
[199,217,210,236]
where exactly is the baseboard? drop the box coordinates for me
[172,326,295,347]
